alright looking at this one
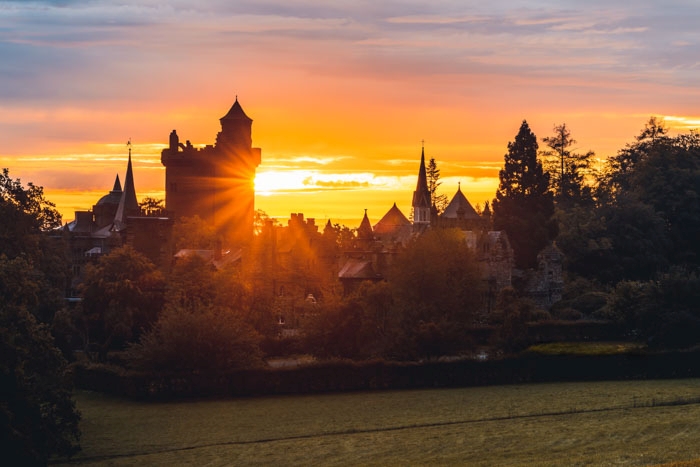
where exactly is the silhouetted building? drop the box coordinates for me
[439,183,486,231]
[337,146,516,307]
[62,147,172,296]
[161,98,261,246]
[412,146,432,232]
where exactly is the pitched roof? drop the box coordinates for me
[220,97,252,122]
[338,258,381,280]
[412,146,431,209]
[441,184,479,220]
[373,203,411,235]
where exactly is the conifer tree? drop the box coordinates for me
[426,157,448,214]
[493,120,555,269]
[540,123,594,205]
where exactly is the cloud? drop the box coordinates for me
[305,178,370,189]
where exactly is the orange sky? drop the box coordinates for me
[1,2,699,228]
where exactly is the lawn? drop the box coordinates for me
[55,379,700,466]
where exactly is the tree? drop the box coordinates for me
[598,118,700,271]
[390,228,483,358]
[138,197,165,217]
[126,304,263,373]
[79,245,164,360]
[171,215,218,250]
[0,285,81,463]
[0,169,67,323]
[426,157,449,214]
[540,123,594,205]
[600,117,670,201]
[492,120,556,269]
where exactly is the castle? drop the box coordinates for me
[63,98,562,309]
[161,97,261,246]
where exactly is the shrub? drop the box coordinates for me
[127,305,264,373]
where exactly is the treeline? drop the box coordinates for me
[490,118,700,347]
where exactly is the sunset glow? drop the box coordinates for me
[2,1,699,227]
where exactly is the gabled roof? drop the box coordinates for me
[221,97,252,122]
[441,184,479,220]
[412,146,431,209]
[373,203,411,235]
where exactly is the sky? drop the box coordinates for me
[1,1,699,227]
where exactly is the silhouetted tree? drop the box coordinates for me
[138,197,165,216]
[390,228,483,358]
[427,157,449,214]
[493,120,556,269]
[0,168,67,323]
[541,123,594,205]
[127,303,263,372]
[0,261,81,463]
[79,245,164,360]
[0,170,80,463]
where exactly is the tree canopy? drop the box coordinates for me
[493,120,556,269]
[0,169,80,463]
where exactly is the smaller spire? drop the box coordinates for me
[357,209,373,240]
[111,174,122,193]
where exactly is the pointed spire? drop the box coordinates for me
[412,144,432,229]
[221,97,252,122]
[412,146,430,209]
[111,174,122,193]
[113,141,139,230]
[324,218,333,232]
[357,209,373,240]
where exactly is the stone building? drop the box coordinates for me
[161,98,261,247]
[62,147,171,296]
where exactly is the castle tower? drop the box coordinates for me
[161,98,262,246]
[412,145,431,230]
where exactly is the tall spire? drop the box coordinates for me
[412,144,431,227]
[113,139,139,230]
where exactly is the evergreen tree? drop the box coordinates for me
[493,120,555,269]
[426,157,448,214]
[540,123,594,205]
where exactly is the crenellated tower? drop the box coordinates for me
[161,98,261,246]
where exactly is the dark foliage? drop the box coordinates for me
[0,198,80,465]
[79,245,165,360]
[493,120,556,269]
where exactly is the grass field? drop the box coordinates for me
[55,379,700,466]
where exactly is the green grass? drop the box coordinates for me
[55,379,700,466]
[525,341,646,356]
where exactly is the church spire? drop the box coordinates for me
[412,144,431,227]
[113,139,139,230]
